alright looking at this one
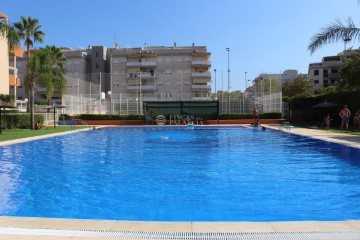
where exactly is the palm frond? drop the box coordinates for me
[308,17,360,54]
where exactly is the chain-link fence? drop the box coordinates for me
[57,72,283,116]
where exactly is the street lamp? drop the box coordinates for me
[180,70,183,101]
[245,71,247,90]
[226,48,230,116]
[214,69,217,100]
[107,91,112,115]
[139,71,142,114]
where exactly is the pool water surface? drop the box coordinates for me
[0,126,360,221]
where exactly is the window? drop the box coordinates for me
[323,69,328,77]
[323,80,328,87]
[96,63,99,69]
[314,80,319,85]
[314,70,319,76]
[95,52,99,57]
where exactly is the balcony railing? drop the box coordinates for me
[328,72,339,78]
[191,72,211,78]
[126,85,157,91]
[191,84,211,91]
[191,60,211,66]
[193,78,211,84]
[141,72,155,79]
[127,72,155,79]
[127,61,157,67]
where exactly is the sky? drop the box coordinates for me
[1,0,359,92]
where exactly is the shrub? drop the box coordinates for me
[1,113,44,129]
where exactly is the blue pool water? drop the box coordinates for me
[1,126,360,221]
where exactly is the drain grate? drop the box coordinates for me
[1,227,360,239]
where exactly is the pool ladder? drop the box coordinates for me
[72,119,92,130]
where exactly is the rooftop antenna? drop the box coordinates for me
[113,32,120,49]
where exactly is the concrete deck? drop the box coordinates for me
[1,125,360,239]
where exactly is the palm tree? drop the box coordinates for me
[0,22,20,52]
[308,17,360,54]
[38,45,66,105]
[14,16,45,130]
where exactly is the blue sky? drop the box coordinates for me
[1,0,359,91]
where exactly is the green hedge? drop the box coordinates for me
[1,113,44,129]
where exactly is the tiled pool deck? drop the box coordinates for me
[1,125,360,239]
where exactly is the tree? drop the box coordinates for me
[14,16,45,130]
[282,74,313,98]
[308,17,360,54]
[253,75,282,94]
[35,46,66,105]
[339,51,360,90]
[0,21,20,53]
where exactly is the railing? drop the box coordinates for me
[191,72,211,78]
[127,61,157,67]
[191,85,211,91]
[72,119,92,130]
[191,60,211,66]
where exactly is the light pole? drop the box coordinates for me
[245,71,247,90]
[226,48,230,116]
[180,70,183,101]
[214,69,217,100]
[243,72,247,114]
[107,91,112,115]
[139,71,142,114]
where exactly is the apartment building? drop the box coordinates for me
[0,13,10,95]
[308,52,347,92]
[10,43,212,103]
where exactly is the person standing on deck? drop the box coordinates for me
[339,105,351,132]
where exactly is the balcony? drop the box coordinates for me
[141,72,155,79]
[9,74,20,86]
[193,78,211,84]
[191,60,211,67]
[127,61,157,68]
[127,72,156,80]
[127,84,157,92]
[191,72,211,78]
[192,84,211,91]
[328,72,339,78]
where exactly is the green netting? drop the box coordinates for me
[143,101,219,120]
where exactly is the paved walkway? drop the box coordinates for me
[267,125,360,149]
[1,125,360,239]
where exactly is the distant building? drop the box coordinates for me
[307,51,350,92]
[281,70,298,84]
[10,43,212,103]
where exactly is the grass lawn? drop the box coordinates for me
[327,128,360,136]
[0,126,89,142]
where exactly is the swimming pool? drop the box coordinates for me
[0,126,360,221]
